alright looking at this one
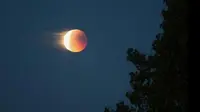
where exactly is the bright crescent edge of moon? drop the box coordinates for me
[63,31,72,51]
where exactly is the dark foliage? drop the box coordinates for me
[104,0,188,111]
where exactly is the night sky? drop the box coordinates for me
[1,0,163,112]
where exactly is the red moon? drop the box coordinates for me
[64,29,87,52]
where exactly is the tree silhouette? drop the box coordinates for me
[104,0,188,111]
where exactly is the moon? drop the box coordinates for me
[64,29,87,52]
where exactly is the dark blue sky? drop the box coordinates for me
[0,0,163,112]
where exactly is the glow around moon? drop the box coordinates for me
[63,29,87,52]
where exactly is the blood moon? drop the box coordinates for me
[64,29,87,52]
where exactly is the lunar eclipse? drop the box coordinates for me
[58,29,87,53]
